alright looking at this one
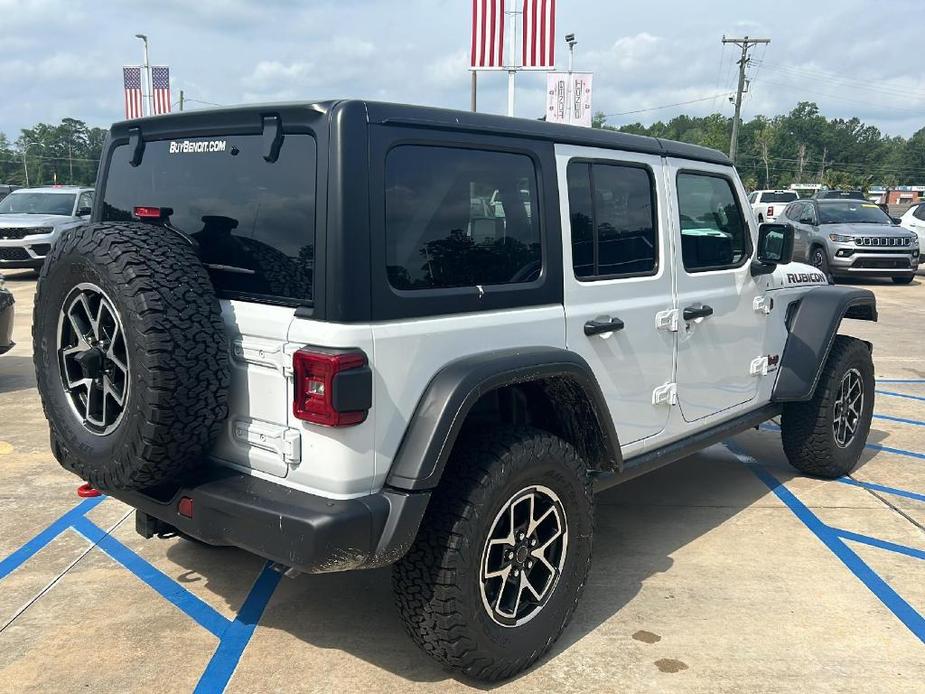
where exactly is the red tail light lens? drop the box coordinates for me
[767,206,774,217]
[292,349,369,426]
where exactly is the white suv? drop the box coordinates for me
[0,186,94,269]
[33,101,878,681]
[749,189,799,223]
[898,202,925,249]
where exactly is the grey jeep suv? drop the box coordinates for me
[0,186,94,269]
[782,198,920,284]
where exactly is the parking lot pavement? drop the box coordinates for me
[1,269,923,693]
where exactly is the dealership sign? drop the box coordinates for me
[546,72,593,127]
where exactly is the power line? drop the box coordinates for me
[603,93,734,118]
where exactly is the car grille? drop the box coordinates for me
[854,236,911,247]
[0,247,30,260]
[0,226,53,240]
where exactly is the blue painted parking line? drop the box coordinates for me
[0,497,282,692]
[0,497,105,580]
[873,413,925,428]
[836,477,925,504]
[758,422,925,462]
[195,563,283,694]
[877,390,925,403]
[71,516,231,639]
[876,379,925,384]
[731,447,925,644]
[835,529,925,562]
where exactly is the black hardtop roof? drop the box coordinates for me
[112,99,731,166]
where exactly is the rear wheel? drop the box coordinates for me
[892,275,914,285]
[781,336,874,478]
[392,426,593,682]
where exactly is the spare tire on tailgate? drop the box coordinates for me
[33,222,231,491]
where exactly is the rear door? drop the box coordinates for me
[559,146,675,446]
[99,131,319,479]
[666,159,767,422]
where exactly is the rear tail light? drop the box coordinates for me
[767,206,774,217]
[292,349,372,426]
[133,206,164,219]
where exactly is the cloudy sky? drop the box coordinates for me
[1,0,923,140]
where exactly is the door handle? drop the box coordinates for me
[682,304,714,321]
[584,317,625,336]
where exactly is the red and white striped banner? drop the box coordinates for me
[123,66,143,119]
[151,65,171,115]
[521,0,556,69]
[470,0,506,69]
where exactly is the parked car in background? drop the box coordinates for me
[0,186,94,269]
[782,198,920,283]
[0,184,19,202]
[898,203,925,248]
[748,189,799,223]
[813,189,866,200]
[0,274,13,355]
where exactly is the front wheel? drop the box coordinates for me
[892,275,915,285]
[811,245,831,280]
[781,336,874,478]
[392,426,593,682]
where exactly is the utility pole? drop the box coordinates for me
[797,143,806,181]
[818,147,828,183]
[722,35,770,163]
[135,33,152,117]
[179,90,185,112]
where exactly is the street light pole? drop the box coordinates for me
[135,33,152,117]
[565,33,577,124]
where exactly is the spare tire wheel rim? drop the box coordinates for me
[479,484,568,627]
[833,367,863,448]
[57,282,130,436]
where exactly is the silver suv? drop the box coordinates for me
[0,186,94,269]
[782,197,920,284]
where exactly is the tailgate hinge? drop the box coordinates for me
[753,295,773,315]
[655,308,680,332]
[232,419,303,466]
[232,339,299,377]
[652,382,678,406]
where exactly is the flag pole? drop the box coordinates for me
[506,8,517,116]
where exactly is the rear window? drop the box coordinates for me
[384,145,541,291]
[759,191,797,203]
[101,134,316,305]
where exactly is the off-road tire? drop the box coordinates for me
[781,335,874,478]
[891,275,914,285]
[33,222,231,491]
[392,426,594,682]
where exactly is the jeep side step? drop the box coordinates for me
[591,403,782,493]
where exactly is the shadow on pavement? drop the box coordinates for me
[164,447,776,686]
[0,355,36,395]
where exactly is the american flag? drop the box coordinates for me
[123,66,143,119]
[152,66,171,115]
[470,0,505,69]
[521,0,556,69]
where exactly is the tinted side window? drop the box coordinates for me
[567,161,657,279]
[384,146,541,291]
[677,172,750,272]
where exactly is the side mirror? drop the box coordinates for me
[891,216,902,225]
[752,223,794,276]
[77,206,92,217]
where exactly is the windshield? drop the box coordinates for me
[0,192,76,215]
[101,134,316,305]
[760,192,797,203]
[818,202,892,225]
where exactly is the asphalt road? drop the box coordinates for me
[1,269,923,693]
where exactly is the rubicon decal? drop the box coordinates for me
[785,272,826,284]
[169,140,227,154]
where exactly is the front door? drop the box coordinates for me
[560,146,675,446]
[666,159,767,422]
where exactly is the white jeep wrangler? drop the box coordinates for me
[33,101,877,681]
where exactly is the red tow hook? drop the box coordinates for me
[77,483,101,498]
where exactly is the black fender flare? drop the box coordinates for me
[772,285,877,402]
[385,346,622,491]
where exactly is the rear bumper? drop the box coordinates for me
[110,467,431,574]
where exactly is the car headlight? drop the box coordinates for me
[828,233,854,243]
